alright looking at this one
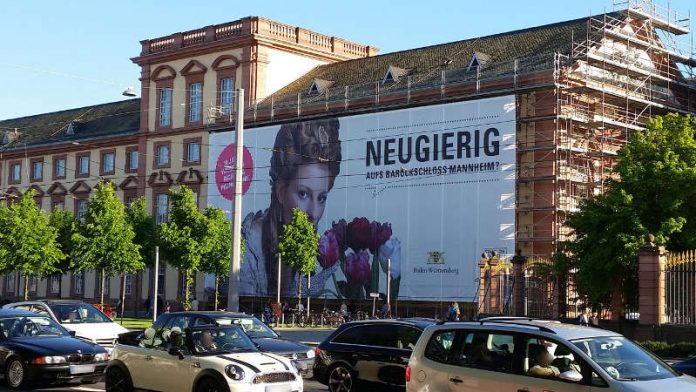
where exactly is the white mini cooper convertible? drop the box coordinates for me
[104,323,303,392]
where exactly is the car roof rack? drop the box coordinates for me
[435,319,557,334]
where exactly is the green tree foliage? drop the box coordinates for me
[127,197,158,267]
[159,186,207,307]
[72,183,143,305]
[2,190,64,300]
[200,207,233,310]
[277,208,319,306]
[48,209,79,295]
[565,113,696,310]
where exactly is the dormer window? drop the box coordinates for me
[308,79,334,95]
[468,52,492,72]
[66,122,76,135]
[382,65,410,84]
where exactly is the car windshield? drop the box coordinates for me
[572,336,678,381]
[48,303,111,324]
[0,316,68,338]
[215,317,278,338]
[190,326,258,355]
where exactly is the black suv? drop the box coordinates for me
[147,311,316,377]
[313,318,436,392]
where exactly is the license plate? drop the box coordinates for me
[265,385,291,392]
[69,364,96,374]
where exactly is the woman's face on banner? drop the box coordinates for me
[278,163,331,226]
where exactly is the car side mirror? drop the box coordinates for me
[559,370,583,383]
[168,347,185,360]
[68,330,76,337]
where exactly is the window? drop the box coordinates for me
[28,275,37,293]
[424,330,457,364]
[158,263,166,295]
[54,157,66,179]
[220,78,234,115]
[50,275,61,294]
[101,151,115,174]
[156,144,170,167]
[10,163,21,183]
[77,154,90,176]
[76,199,88,219]
[192,190,199,206]
[125,274,133,296]
[159,88,172,127]
[127,149,139,171]
[189,82,202,123]
[397,325,422,350]
[96,273,111,296]
[333,324,398,348]
[457,331,515,372]
[156,193,169,223]
[31,160,43,181]
[186,141,201,163]
[5,272,16,293]
[74,271,84,295]
[52,199,65,211]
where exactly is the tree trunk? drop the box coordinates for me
[184,270,191,307]
[214,275,219,311]
[100,269,105,308]
[24,275,29,301]
[297,275,303,314]
[121,273,127,320]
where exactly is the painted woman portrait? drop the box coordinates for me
[241,118,341,297]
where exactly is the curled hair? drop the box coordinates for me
[263,118,341,292]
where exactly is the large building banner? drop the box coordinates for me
[207,95,516,302]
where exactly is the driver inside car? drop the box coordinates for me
[195,330,218,352]
[529,348,561,378]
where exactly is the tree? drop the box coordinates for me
[564,113,696,312]
[200,207,232,310]
[159,186,208,307]
[2,190,64,300]
[126,197,158,316]
[72,183,143,306]
[48,209,79,295]
[277,208,319,308]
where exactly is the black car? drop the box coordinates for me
[313,318,436,392]
[673,356,696,377]
[147,311,316,377]
[0,309,109,389]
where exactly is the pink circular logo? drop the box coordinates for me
[215,144,254,200]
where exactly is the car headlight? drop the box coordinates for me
[225,364,245,381]
[32,356,67,364]
[94,352,109,362]
[306,349,315,359]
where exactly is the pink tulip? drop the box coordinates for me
[318,230,340,269]
[345,250,371,285]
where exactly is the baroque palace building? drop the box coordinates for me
[0,2,694,312]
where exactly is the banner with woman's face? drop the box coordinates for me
[207,95,517,301]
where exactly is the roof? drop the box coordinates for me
[266,13,623,106]
[166,311,249,318]
[339,318,438,330]
[0,309,44,317]
[432,319,621,341]
[0,99,140,149]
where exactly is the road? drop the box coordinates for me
[0,328,334,392]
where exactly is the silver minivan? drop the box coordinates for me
[407,318,696,392]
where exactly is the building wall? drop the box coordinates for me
[262,47,327,97]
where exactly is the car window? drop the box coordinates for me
[523,335,604,386]
[424,330,457,363]
[215,317,278,339]
[358,324,398,348]
[48,303,111,323]
[332,325,363,344]
[457,331,515,372]
[13,305,32,311]
[165,315,193,331]
[572,336,677,382]
[0,316,67,338]
[31,305,50,316]
[396,326,421,350]
[192,317,212,327]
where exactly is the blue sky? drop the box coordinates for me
[1,0,693,120]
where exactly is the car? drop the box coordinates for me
[406,318,696,392]
[105,322,303,392]
[3,299,129,352]
[148,311,316,378]
[0,309,109,389]
[313,318,437,392]
[673,356,696,377]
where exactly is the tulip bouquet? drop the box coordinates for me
[318,217,401,300]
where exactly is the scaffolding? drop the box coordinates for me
[546,0,695,248]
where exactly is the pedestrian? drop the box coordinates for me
[578,308,589,326]
[157,295,164,315]
[191,297,200,311]
[144,296,152,317]
[447,301,460,321]
[164,302,171,313]
[380,301,391,319]
[590,310,600,327]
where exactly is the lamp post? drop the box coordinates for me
[227,89,245,312]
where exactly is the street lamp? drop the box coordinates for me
[227,89,245,313]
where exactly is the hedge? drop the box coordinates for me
[639,341,696,358]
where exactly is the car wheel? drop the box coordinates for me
[328,364,354,392]
[5,357,27,389]
[105,366,133,392]
[195,376,227,392]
